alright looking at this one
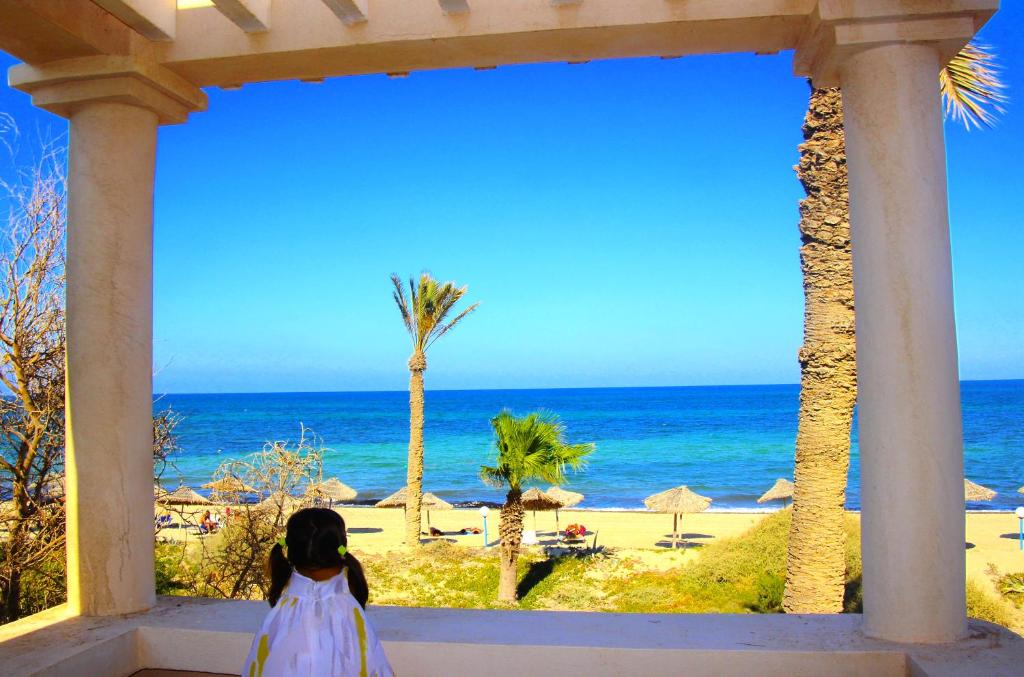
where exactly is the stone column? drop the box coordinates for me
[840,43,966,643]
[10,56,206,616]
[64,102,159,615]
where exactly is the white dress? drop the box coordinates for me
[243,570,394,677]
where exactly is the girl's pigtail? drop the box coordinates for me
[344,552,370,609]
[267,541,292,607]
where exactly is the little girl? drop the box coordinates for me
[243,508,394,676]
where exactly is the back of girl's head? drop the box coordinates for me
[267,507,369,608]
[282,508,347,569]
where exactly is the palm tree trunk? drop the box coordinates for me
[498,488,524,601]
[784,86,858,614]
[405,351,427,548]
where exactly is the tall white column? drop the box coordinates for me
[65,102,158,615]
[841,43,966,643]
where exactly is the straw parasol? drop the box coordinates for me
[644,485,713,548]
[159,486,212,506]
[154,483,168,499]
[757,478,795,507]
[965,478,996,502]
[202,476,257,495]
[522,487,562,532]
[375,486,453,527]
[546,486,583,536]
[1018,485,1024,495]
[306,478,357,505]
[257,491,305,514]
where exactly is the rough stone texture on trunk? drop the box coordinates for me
[498,489,524,601]
[784,86,857,614]
[405,351,427,548]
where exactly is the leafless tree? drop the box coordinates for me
[0,117,67,623]
[173,427,324,601]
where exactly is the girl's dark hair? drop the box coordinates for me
[267,507,369,609]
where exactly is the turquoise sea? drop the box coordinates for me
[156,380,1024,511]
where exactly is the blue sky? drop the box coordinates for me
[1,7,1022,394]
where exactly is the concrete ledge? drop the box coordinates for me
[2,598,1023,676]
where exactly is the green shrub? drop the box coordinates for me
[363,541,505,609]
[752,572,785,613]
[155,542,189,595]
[11,557,66,618]
[997,572,1024,606]
[687,510,790,588]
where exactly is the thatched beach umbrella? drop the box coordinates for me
[757,478,795,507]
[546,486,583,536]
[306,478,357,506]
[375,487,453,527]
[154,483,168,500]
[965,478,996,503]
[522,487,562,532]
[202,476,257,496]
[159,486,211,506]
[644,485,712,549]
[257,491,305,514]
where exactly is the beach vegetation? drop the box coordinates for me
[785,42,1007,614]
[391,273,478,549]
[355,510,871,616]
[480,410,593,601]
[995,572,1024,606]
[966,579,1015,629]
[154,542,189,595]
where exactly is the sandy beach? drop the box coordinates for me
[158,505,1024,580]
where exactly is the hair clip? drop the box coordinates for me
[337,545,348,557]
[277,536,287,549]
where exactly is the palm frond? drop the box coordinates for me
[390,274,414,340]
[941,41,1007,130]
[427,301,480,349]
[480,465,508,489]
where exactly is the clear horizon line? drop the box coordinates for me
[152,377,1024,398]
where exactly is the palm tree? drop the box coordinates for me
[784,42,1006,613]
[392,273,478,547]
[480,411,593,601]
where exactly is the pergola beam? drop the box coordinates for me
[319,0,368,25]
[91,0,176,41]
[0,0,134,64]
[158,0,823,87]
[439,0,470,15]
[212,0,271,33]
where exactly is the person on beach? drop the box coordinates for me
[199,510,217,534]
[243,508,393,677]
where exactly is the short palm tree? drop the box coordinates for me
[784,41,1006,613]
[481,411,593,601]
[392,273,478,547]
